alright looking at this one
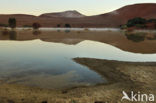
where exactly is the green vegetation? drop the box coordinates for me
[8,18,16,29]
[121,17,156,30]
[135,24,146,28]
[126,17,146,27]
[122,17,156,42]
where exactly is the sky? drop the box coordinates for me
[0,0,156,16]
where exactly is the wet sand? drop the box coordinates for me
[0,58,155,103]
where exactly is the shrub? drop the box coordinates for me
[135,24,146,28]
[64,24,71,28]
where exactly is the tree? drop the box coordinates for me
[126,17,146,27]
[8,18,16,29]
[32,23,41,30]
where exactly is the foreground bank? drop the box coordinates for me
[0,58,155,103]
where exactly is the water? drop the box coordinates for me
[16,27,120,31]
[0,39,156,89]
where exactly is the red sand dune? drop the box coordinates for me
[0,3,156,27]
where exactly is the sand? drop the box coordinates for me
[0,58,155,103]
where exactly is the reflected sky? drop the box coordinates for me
[0,39,156,89]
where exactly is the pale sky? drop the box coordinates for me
[0,0,156,16]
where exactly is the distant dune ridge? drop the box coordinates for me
[39,10,86,18]
[0,3,156,27]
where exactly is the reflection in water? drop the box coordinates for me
[9,30,17,40]
[33,30,41,35]
[0,29,156,54]
[0,40,156,89]
[147,34,156,40]
[2,29,9,35]
[1,30,17,40]
[125,31,156,42]
[65,29,71,33]
[125,32,145,42]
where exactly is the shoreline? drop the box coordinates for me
[0,29,156,102]
[0,58,155,103]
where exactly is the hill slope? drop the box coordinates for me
[0,3,156,27]
[40,10,85,18]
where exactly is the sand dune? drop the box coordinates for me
[0,3,156,27]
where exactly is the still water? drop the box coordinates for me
[0,39,156,89]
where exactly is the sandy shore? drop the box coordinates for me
[0,58,156,103]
